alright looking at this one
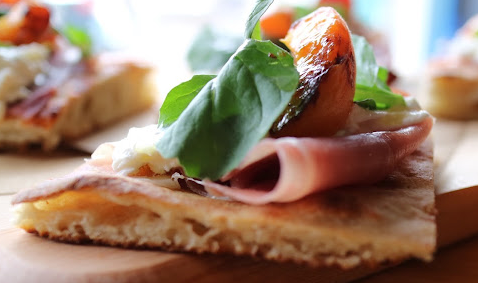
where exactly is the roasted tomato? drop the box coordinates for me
[271,7,355,138]
[0,1,56,45]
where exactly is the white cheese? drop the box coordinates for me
[338,97,430,136]
[0,43,50,120]
[110,125,180,176]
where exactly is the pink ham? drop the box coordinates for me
[199,117,433,204]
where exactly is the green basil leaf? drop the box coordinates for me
[354,85,404,110]
[354,99,377,110]
[353,34,379,87]
[187,26,243,72]
[375,66,394,94]
[156,39,299,180]
[245,0,274,39]
[352,34,405,110]
[251,22,262,40]
[377,66,389,84]
[158,75,216,128]
[61,24,92,57]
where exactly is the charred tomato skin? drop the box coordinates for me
[271,7,356,138]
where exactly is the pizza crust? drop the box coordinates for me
[12,141,435,269]
[0,55,156,150]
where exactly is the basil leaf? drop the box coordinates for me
[377,66,389,84]
[158,75,216,127]
[352,34,405,110]
[353,34,379,87]
[156,39,299,180]
[61,24,92,57]
[245,0,274,39]
[187,26,243,72]
[354,86,405,110]
[354,99,377,110]
[251,22,262,40]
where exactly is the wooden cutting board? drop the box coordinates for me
[0,227,387,283]
[1,119,478,282]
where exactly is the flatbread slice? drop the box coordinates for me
[0,54,156,150]
[419,63,478,120]
[11,141,436,269]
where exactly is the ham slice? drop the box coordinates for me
[198,117,433,204]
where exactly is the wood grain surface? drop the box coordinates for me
[434,121,478,194]
[358,236,478,283]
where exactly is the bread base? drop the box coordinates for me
[12,141,436,269]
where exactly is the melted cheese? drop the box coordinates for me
[110,125,179,176]
[0,43,50,120]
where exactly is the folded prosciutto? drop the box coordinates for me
[181,117,431,204]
